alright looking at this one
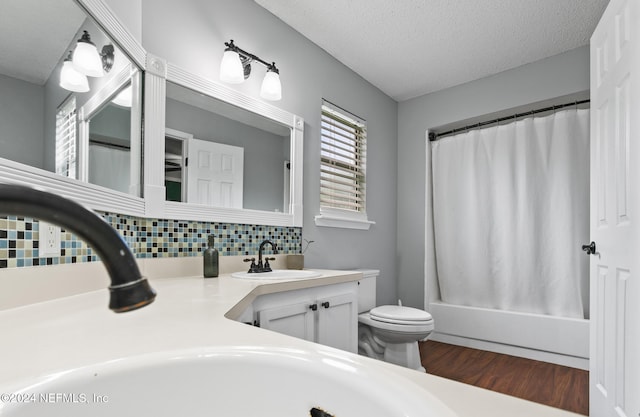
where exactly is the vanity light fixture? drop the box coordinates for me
[260,64,282,101]
[219,40,282,101]
[72,30,115,78]
[59,51,89,93]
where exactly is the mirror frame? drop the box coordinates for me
[143,58,304,227]
[0,0,147,217]
[78,65,142,195]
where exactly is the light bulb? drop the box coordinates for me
[260,69,282,101]
[219,50,244,84]
[60,56,89,93]
[72,31,104,77]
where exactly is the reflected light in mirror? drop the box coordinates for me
[112,85,132,107]
[72,31,105,77]
[60,52,89,92]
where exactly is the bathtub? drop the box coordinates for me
[427,301,589,370]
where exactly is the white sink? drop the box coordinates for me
[231,269,322,280]
[0,347,456,417]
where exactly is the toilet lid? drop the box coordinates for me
[370,305,433,325]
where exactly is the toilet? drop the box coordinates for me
[357,269,434,372]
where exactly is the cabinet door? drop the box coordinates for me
[317,293,358,353]
[258,302,315,342]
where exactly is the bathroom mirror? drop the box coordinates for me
[152,63,303,227]
[78,66,142,196]
[165,81,291,212]
[0,0,145,214]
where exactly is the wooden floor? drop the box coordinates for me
[419,341,589,415]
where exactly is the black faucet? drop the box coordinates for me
[0,184,156,312]
[246,239,278,273]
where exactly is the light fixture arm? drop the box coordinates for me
[72,30,115,76]
[101,44,115,73]
[224,40,279,78]
[221,39,282,101]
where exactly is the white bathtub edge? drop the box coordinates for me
[428,301,589,370]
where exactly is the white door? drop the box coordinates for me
[187,138,244,208]
[589,0,640,415]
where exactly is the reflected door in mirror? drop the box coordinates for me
[165,81,291,213]
[187,139,244,208]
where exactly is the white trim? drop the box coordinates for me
[290,116,304,227]
[314,207,374,230]
[165,201,295,227]
[424,130,435,310]
[79,65,134,120]
[143,55,168,218]
[153,62,304,227]
[167,64,297,128]
[146,54,167,78]
[128,70,143,196]
[78,65,138,185]
[283,160,291,213]
[0,157,145,216]
[75,0,146,69]
[165,127,193,141]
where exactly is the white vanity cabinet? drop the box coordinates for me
[250,281,358,353]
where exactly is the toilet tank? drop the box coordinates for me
[356,269,379,313]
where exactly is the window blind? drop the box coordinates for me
[320,102,367,212]
[55,96,77,179]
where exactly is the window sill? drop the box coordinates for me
[314,212,375,230]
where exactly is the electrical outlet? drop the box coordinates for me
[39,221,61,257]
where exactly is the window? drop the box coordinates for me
[55,96,77,179]
[315,100,374,230]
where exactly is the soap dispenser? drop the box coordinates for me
[203,234,219,278]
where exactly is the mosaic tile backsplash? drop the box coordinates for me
[0,214,302,269]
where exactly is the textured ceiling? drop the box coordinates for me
[0,0,85,85]
[255,0,609,101]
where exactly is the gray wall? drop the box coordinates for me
[396,46,591,308]
[90,104,131,146]
[140,0,399,304]
[165,98,288,212]
[0,74,45,168]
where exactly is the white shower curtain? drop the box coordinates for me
[431,108,590,319]
[89,144,131,194]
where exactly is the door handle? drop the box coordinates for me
[582,241,596,255]
[321,301,330,309]
[309,303,318,311]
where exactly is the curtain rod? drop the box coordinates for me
[429,99,590,142]
[89,139,131,151]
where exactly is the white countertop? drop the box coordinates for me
[0,269,581,417]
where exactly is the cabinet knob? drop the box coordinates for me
[321,301,330,309]
[309,303,318,311]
